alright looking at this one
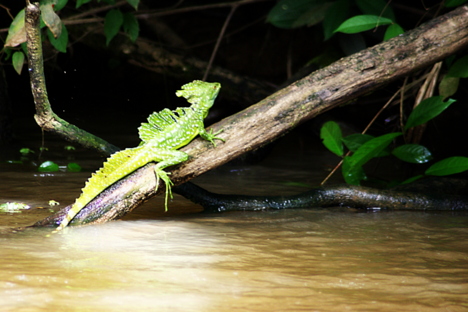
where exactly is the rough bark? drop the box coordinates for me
[31,5,468,227]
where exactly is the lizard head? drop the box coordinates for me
[175,80,221,111]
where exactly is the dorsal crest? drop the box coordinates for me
[138,107,188,143]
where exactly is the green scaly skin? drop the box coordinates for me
[53,81,224,233]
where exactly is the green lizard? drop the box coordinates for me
[53,80,224,232]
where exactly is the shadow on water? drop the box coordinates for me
[1,132,468,311]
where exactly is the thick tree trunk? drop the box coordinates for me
[31,6,468,227]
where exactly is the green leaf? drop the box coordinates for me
[266,0,328,29]
[342,156,367,185]
[122,12,139,42]
[292,2,332,28]
[347,132,402,168]
[341,132,401,185]
[38,161,59,172]
[438,75,459,100]
[323,0,350,40]
[342,133,374,152]
[392,144,432,164]
[47,24,68,53]
[425,156,468,176]
[384,23,404,40]
[355,0,396,21]
[343,133,390,157]
[446,55,468,78]
[5,9,26,47]
[445,0,468,7]
[334,15,393,34]
[320,121,343,156]
[12,51,25,75]
[54,0,69,11]
[76,0,92,8]
[19,148,35,155]
[404,96,456,130]
[104,9,124,45]
[67,162,82,172]
[126,0,139,10]
[40,2,62,38]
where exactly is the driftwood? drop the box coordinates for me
[28,5,468,227]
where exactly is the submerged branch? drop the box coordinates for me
[173,179,468,212]
[32,176,468,228]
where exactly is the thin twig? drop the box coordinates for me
[203,4,238,81]
[68,0,127,20]
[137,0,271,18]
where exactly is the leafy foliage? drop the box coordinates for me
[38,160,59,172]
[320,93,464,186]
[122,12,139,42]
[383,23,405,40]
[334,15,393,34]
[320,121,343,156]
[392,144,432,164]
[104,9,124,46]
[445,0,468,7]
[425,157,468,176]
[2,0,140,73]
[342,132,401,184]
[267,0,403,42]
[12,51,24,74]
[266,0,332,29]
[47,24,68,53]
[446,55,468,78]
[404,96,456,130]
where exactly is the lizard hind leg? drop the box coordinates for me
[154,167,174,211]
[149,148,189,211]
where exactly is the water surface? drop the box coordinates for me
[1,139,467,311]
[1,209,467,311]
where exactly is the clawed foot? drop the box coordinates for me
[206,128,225,147]
[154,168,174,211]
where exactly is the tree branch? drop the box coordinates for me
[25,1,119,156]
[32,5,468,227]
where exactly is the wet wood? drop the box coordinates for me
[173,179,468,212]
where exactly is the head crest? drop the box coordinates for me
[175,80,221,107]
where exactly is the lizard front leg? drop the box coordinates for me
[198,126,225,147]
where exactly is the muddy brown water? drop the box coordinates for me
[1,139,467,311]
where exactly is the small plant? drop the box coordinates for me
[19,147,35,156]
[0,202,31,213]
[38,160,60,172]
[320,96,468,185]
